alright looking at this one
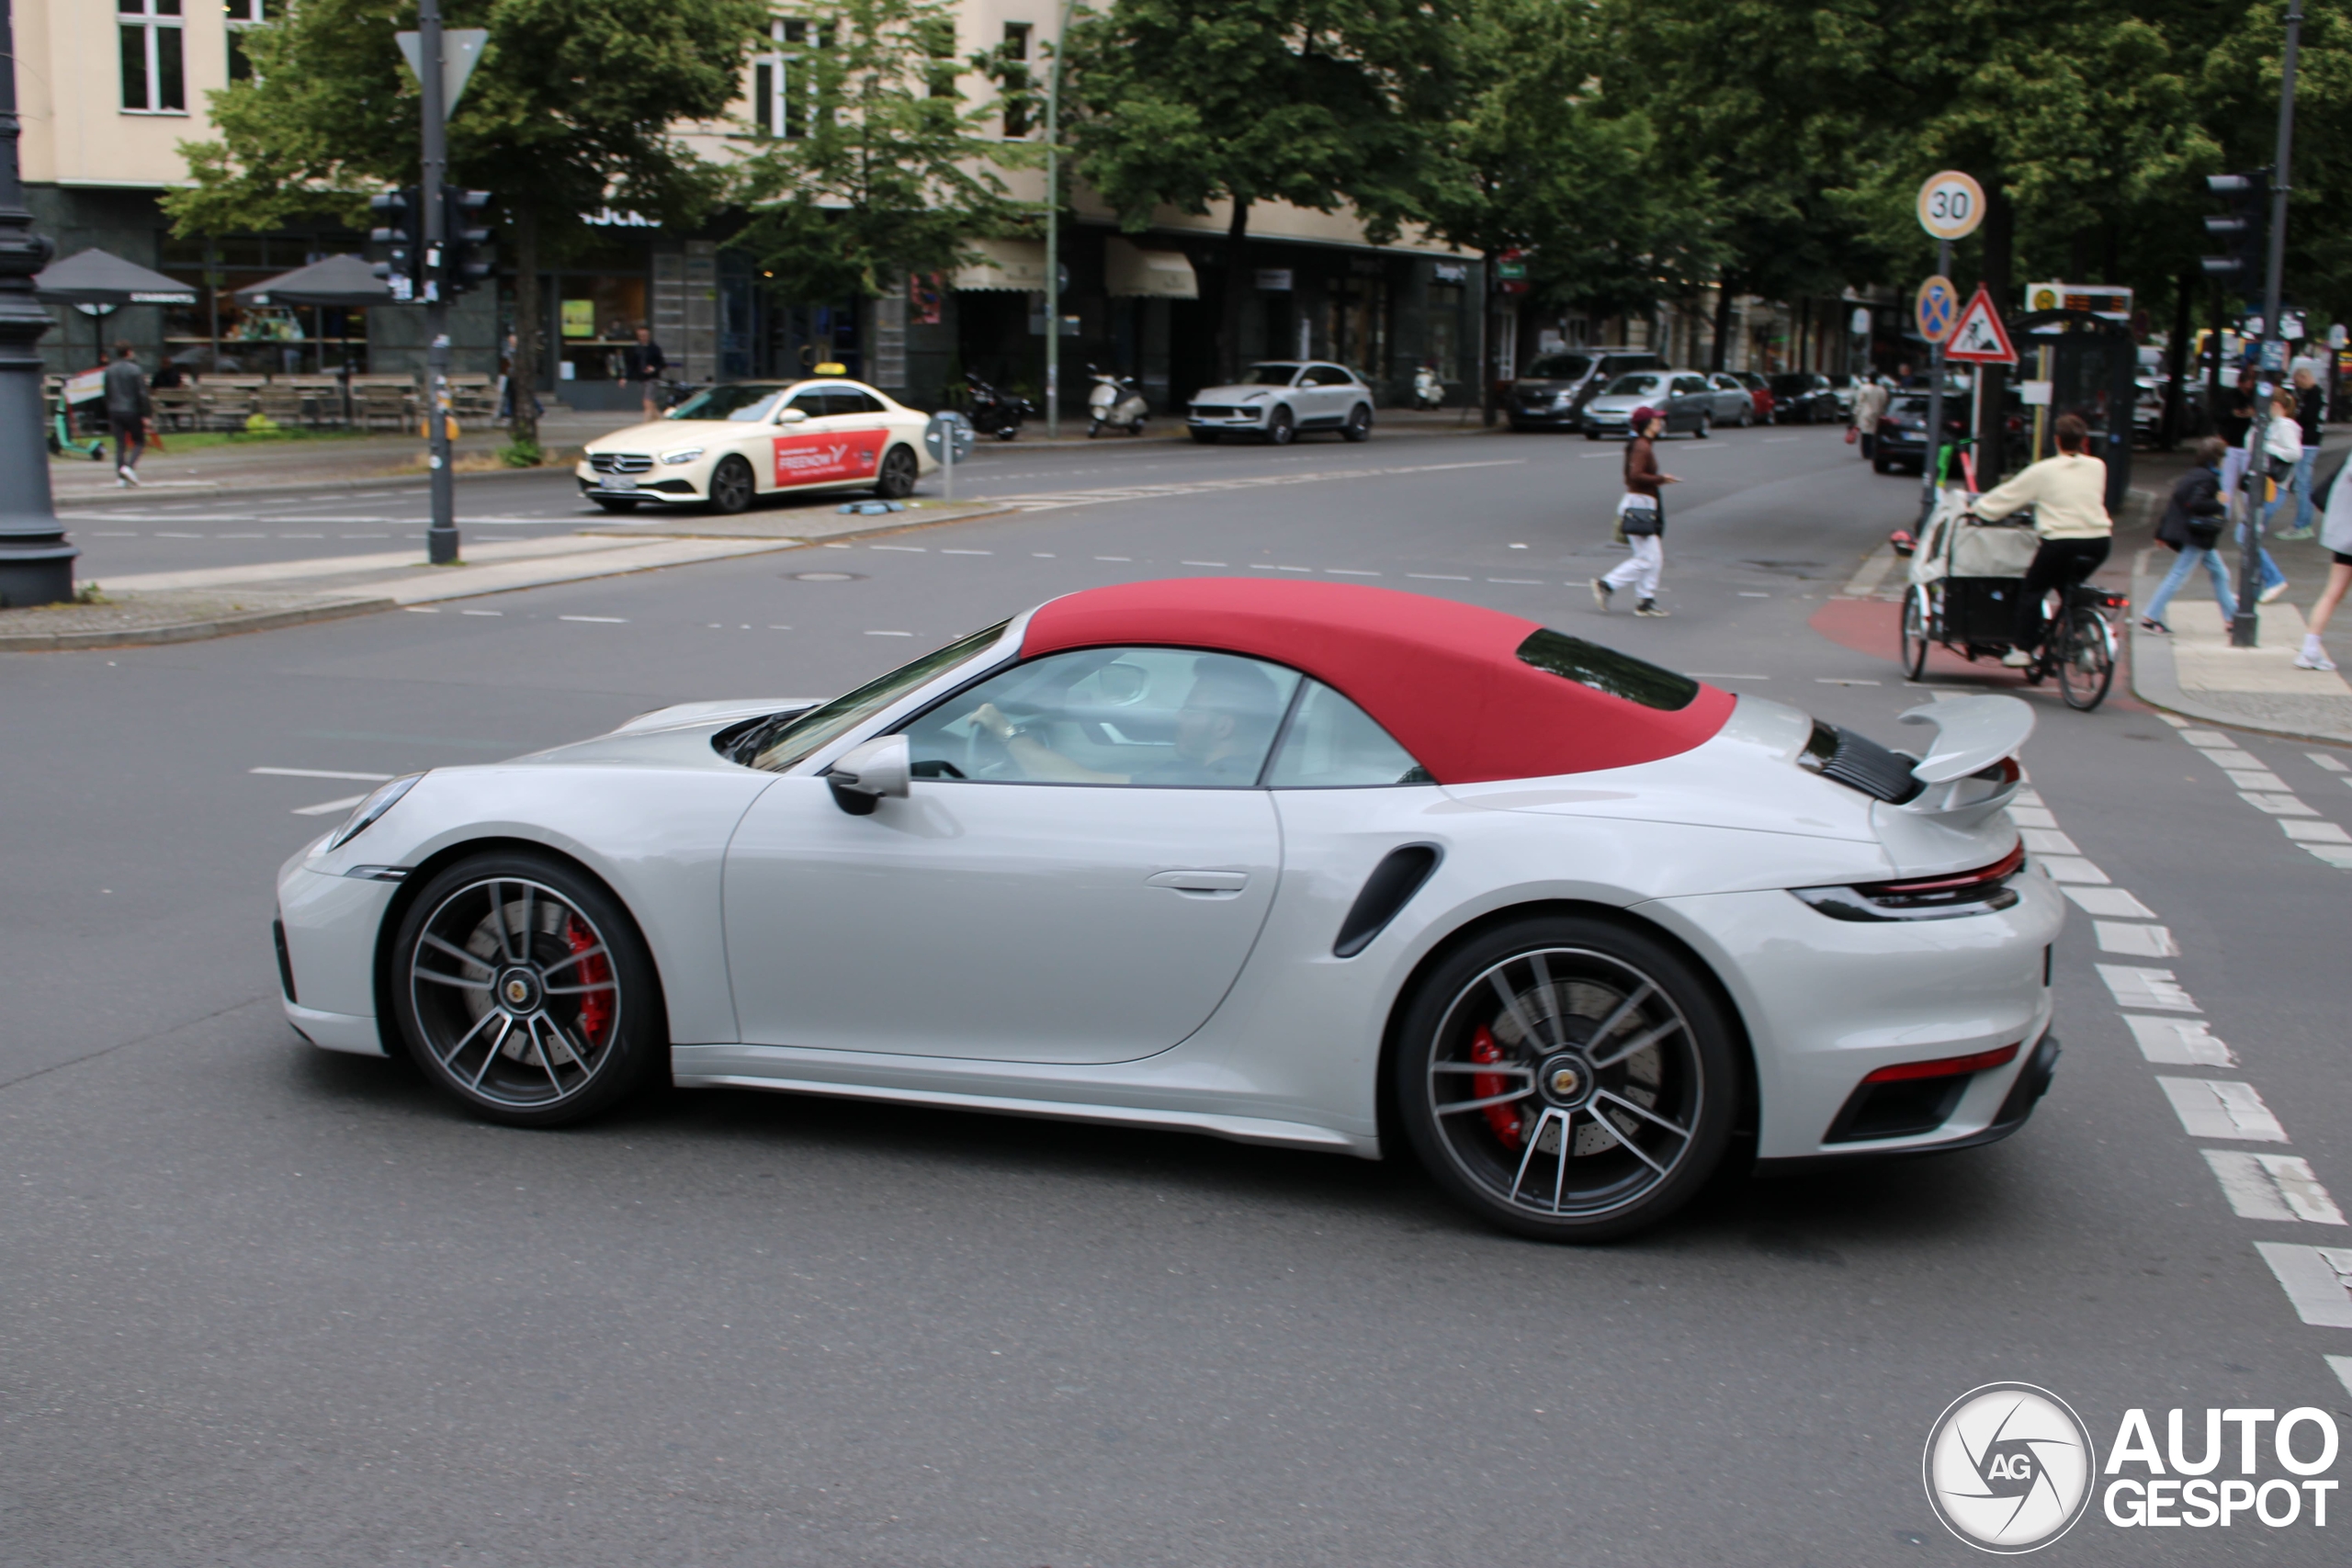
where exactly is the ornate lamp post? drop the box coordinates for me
[0,0,74,607]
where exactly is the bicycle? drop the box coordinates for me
[2037,581,2124,711]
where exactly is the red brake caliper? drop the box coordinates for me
[1470,1025,1522,1148]
[564,915,614,1047]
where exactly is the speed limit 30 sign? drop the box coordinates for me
[1917,171,1985,242]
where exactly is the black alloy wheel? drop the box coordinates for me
[1394,915,1737,1242]
[1267,406,1296,446]
[707,455,755,514]
[590,497,639,513]
[389,852,666,1128]
[873,445,918,500]
[1901,585,1932,681]
[1341,403,1373,443]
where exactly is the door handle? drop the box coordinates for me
[1147,870,1248,893]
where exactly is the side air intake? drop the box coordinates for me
[1797,719,1923,805]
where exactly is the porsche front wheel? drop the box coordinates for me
[1394,916,1736,1242]
[389,853,665,1128]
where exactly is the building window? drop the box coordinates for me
[120,0,187,114]
[917,16,956,99]
[752,18,829,138]
[225,0,269,82]
[999,23,1032,139]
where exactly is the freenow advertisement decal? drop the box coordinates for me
[773,431,882,487]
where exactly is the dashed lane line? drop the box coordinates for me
[2206,1153,2346,1224]
[2157,1077,2290,1142]
[289,794,368,818]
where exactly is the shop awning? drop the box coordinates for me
[34,247,197,307]
[1105,239,1198,299]
[234,254,390,309]
[953,237,1048,292]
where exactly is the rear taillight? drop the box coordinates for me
[1861,1043,2019,1085]
[1792,842,2027,921]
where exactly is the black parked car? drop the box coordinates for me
[1872,394,1973,476]
[1768,372,1840,424]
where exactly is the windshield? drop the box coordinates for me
[1603,374,1662,397]
[1240,364,1302,386]
[1516,628,1699,711]
[1525,355,1592,381]
[738,621,1012,772]
[668,383,790,422]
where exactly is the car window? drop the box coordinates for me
[670,383,786,422]
[1516,628,1700,711]
[1264,681,1430,787]
[828,389,885,415]
[1305,366,1353,387]
[1605,374,1662,396]
[1711,375,1742,391]
[780,387,832,418]
[901,646,1302,788]
[1672,376,1711,396]
[741,621,1012,772]
[1526,355,1591,380]
[1242,363,1303,386]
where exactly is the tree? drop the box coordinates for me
[1062,0,1464,379]
[164,0,764,448]
[729,0,1033,313]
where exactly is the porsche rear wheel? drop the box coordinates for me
[874,444,918,500]
[390,852,665,1128]
[1395,916,1736,1242]
[1267,407,1295,446]
[707,455,755,514]
[1341,403,1373,442]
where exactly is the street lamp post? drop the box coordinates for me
[1042,0,1080,440]
[2233,0,2302,649]
[0,0,74,608]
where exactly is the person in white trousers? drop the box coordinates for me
[1594,407,1679,616]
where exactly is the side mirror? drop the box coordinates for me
[826,734,910,815]
[776,406,809,425]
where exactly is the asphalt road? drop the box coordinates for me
[6,423,2349,1565]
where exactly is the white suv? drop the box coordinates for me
[1187,361,1374,445]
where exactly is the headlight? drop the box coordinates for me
[326,773,423,852]
[661,446,706,465]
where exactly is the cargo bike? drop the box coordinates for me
[1896,487,2124,711]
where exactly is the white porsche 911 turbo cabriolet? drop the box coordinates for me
[274,579,2064,1240]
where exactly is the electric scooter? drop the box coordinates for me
[1086,365,1148,436]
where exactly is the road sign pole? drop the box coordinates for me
[1920,239,1952,521]
[418,0,457,567]
[2233,0,2302,649]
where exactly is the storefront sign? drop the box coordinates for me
[560,299,595,339]
[1433,262,1468,284]
[582,208,657,228]
[773,431,882,488]
[1254,269,1293,292]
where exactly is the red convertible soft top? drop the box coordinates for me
[1020,578,1734,784]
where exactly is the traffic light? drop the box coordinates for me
[440,186,494,296]
[368,186,424,303]
[2201,171,2269,287]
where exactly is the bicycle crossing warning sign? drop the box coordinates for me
[1942,285,2017,365]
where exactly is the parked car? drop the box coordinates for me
[1507,348,1664,432]
[1826,374,1858,421]
[1188,362,1374,445]
[1723,370,1773,424]
[274,577,2059,1242]
[1581,370,1717,439]
[1871,393,1973,476]
[1769,373,1839,424]
[576,377,935,515]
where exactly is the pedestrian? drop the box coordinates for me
[2239,385,2299,604]
[2218,368,2256,502]
[1971,412,2112,668]
[1592,406,1678,618]
[2139,435,2234,635]
[102,339,150,488]
[2279,365,2325,540]
[1851,376,1889,460]
[2299,450,2352,670]
[625,322,667,422]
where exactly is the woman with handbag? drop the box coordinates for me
[1593,406,1679,617]
[2140,437,2234,635]
[2236,387,2298,604]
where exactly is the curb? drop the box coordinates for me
[51,459,568,511]
[2127,567,2352,748]
[0,594,391,653]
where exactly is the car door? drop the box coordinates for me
[767,383,880,491]
[1669,375,1713,432]
[1304,365,1354,425]
[721,645,1295,1066]
[1708,373,1747,423]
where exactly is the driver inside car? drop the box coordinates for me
[972,657,1286,786]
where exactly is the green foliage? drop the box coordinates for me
[498,434,544,467]
[731,0,1031,301]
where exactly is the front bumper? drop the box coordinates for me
[575,459,705,502]
[1187,406,1267,431]
[1510,403,1579,427]
[275,858,401,1057]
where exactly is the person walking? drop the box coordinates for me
[2217,368,2257,504]
[2299,447,2352,670]
[2239,386,2298,604]
[624,323,667,422]
[102,340,151,488]
[2140,436,2234,634]
[2279,365,2325,540]
[1850,376,1889,460]
[1593,406,1678,617]
[1971,412,2112,667]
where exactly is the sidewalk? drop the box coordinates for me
[2126,439,2352,745]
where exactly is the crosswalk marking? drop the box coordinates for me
[2018,828,2080,855]
[2121,1013,2233,1066]
[2158,1077,2288,1142]
[2279,818,2352,842]
[2039,856,2111,884]
[2242,792,2321,816]
[2204,1153,2346,1224]
[2254,1244,2352,1326]
[2307,752,2347,773]
[2095,921,2177,956]
[2098,964,2198,1011]
[2061,885,2156,918]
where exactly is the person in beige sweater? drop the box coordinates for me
[1970,412,2112,666]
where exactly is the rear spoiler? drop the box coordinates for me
[1894,695,2033,823]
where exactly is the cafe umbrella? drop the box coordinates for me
[236,255,391,422]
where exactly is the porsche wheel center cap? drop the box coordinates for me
[497,969,542,1013]
[1537,1052,1594,1108]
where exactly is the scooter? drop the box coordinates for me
[1086,366,1148,436]
[964,372,1035,441]
[1411,365,1449,411]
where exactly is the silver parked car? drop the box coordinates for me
[1188,362,1374,445]
[1580,370,1716,439]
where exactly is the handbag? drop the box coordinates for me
[1619,502,1662,536]
[1845,425,1859,445]
[2186,515,2224,550]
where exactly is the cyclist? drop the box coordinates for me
[1970,412,2112,669]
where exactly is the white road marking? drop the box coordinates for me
[2302,844,2352,869]
[2196,747,2263,770]
[1737,591,1770,597]
[2254,1244,2352,1325]
[2098,964,2198,1010]
[459,609,503,617]
[2158,712,2190,728]
[252,767,394,782]
[402,606,438,614]
[1097,556,1135,562]
[865,629,913,637]
[2224,769,2290,792]
[2279,818,2352,842]
[560,615,628,624]
[2014,787,2045,807]
[1408,573,1470,581]
[1030,551,1055,558]
[1325,568,1380,576]
[2308,752,2348,773]
[1815,678,1882,686]
[2179,729,2233,747]
[1488,578,1544,585]
[2019,828,2081,855]
[871,545,925,552]
[154,532,201,538]
[290,794,368,817]
[940,548,991,555]
[2097,921,2178,956]
[2157,1077,2288,1141]
[1181,560,1225,567]
[2243,793,2321,816]
[2122,1013,2234,1066]
[2007,806,2058,829]
[2205,1152,2346,1224]
[279,533,323,539]
[2040,856,2111,885]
